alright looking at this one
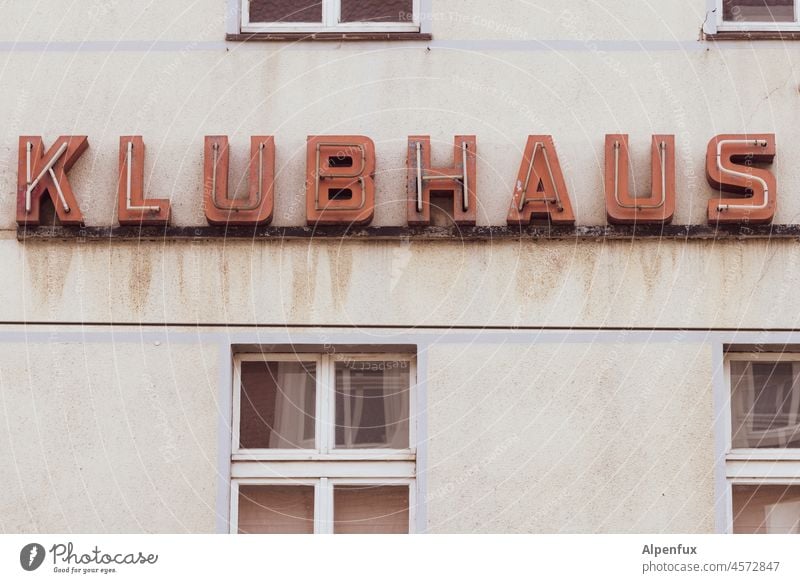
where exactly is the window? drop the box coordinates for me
[230,352,417,534]
[723,352,800,534]
[239,0,421,34]
[717,0,800,31]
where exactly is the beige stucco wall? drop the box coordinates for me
[0,338,220,533]
[0,0,792,533]
[426,341,715,533]
[2,238,798,329]
[0,330,716,533]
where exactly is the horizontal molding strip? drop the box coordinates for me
[0,38,702,53]
[15,223,800,242]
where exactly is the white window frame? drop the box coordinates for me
[240,0,421,34]
[715,0,800,32]
[230,352,417,534]
[232,478,321,534]
[720,352,800,533]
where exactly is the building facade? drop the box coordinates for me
[1,0,799,534]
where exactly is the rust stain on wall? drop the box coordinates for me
[288,241,320,319]
[24,244,74,306]
[218,248,232,309]
[331,244,353,309]
[127,247,153,311]
[513,243,569,301]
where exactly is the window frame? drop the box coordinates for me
[721,351,800,533]
[231,478,321,534]
[230,477,416,534]
[230,351,417,534]
[232,353,322,458]
[240,0,422,34]
[715,0,800,32]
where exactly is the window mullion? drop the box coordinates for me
[409,359,417,451]
[232,359,242,454]
[319,354,330,454]
[229,481,239,534]
[319,477,333,533]
[241,0,250,27]
[724,481,733,533]
[313,479,322,534]
[325,0,340,28]
[723,358,733,454]
[329,354,337,452]
[408,480,416,534]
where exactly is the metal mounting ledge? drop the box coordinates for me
[15,223,800,242]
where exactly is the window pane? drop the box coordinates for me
[733,484,800,533]
[731,361,800,448]
[334,485,409,533]
[239,361,316,449]
[238,485,314,534]
[249,0,322,23]
[335,360,410,449]
[723,0,794,22]
[340,0,414,23]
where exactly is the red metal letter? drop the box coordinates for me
[507,135,575,225]
[17,135,88,226]
[706,134,776,224]
[117,136,170,226]
[306,136,375,226]
[407,135,477,226]
[604,134,675,225]
[204,136,275,226]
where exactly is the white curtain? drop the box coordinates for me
[732,361,800,448]
[731,361,755,448]
[341,368,360,448]
[383,368,409,449]
[765,499,800,534]
[339,365,409,448]
[270,367,314,449]
[333,485,409,534]
[786,363,800,446]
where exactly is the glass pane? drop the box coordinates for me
[723,0,794,22]
[335,360,410,449]
[334,485,409,533]
[238,485,314,534]
[239,361,316,449]
[733,484,800,533]
[340,0,414,23]
[731,361,800,448]
[249,0,323,23]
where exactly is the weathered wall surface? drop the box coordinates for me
[2,238,798,329]
[425,342,715,533]
[0,338,220,532]
[0,0,789,533]
[0,329,717,533]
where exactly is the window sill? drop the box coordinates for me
[226,31,432,42]
[706,30,800,40]
[727,450,800,461]
[232,452,416,461]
